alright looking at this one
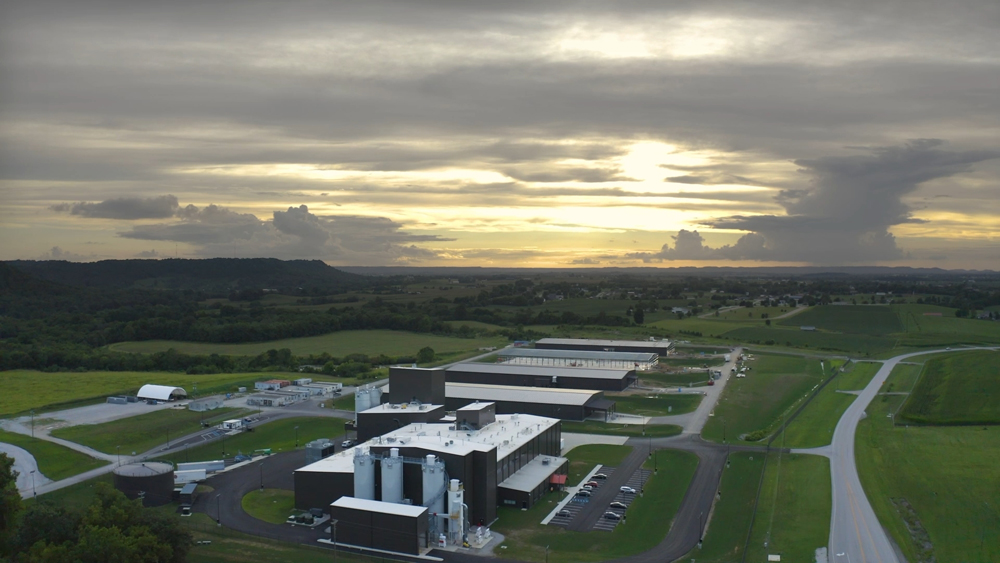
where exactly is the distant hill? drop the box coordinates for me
[339,265,998,278]
[5,258,366,294]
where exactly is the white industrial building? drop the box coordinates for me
[136,384,187,402]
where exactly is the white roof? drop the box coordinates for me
[331,496,427,517]
[457,401,494,412]
[378,413,560,460]
[448,363,633,380]
[498,348,657,362]
[136,384,186,400]
[379,382,600,407]
[499,455,568,493]
[536,338,672,350]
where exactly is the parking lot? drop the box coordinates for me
[548,464,652,532]
[591,467,651,531]
[547,465,617,527]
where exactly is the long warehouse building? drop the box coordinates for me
[497,347,658,370]
[534,337,674,356]
[445,363,636,391]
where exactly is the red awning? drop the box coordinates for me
[549,474,567,485]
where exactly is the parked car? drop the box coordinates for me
[620,486,636,494]
[341,440,354,448]
[609,501,628,509]
[585,481,599,488]
[582,484,595,490]
[576,490,592,497]
[603,512,622,520]
[557,509,571,517]
[593,473,608,480]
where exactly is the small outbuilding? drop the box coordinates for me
[136,384,187,402]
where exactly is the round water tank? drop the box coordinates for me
[381,448,403,504]
[113,462,174,506]
[369,386,383,406]
[355,387,371,412]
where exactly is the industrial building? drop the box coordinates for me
[136,384,187,402]
[381,381,614,421]
[445,363,637,391]
[254,379,290,391]
[330,497,429,555]
[355,402,447,442]
[534,337,674,356]
[497,347,659,370]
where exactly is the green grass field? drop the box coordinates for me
[712,306,796,321]
[701,353,826,443]
[857,371,1000,563]
[242,489,296,524]
[639,371,712,386]
[494,448,698,563]
[681,451,766,562]
[565,444,632,484]
[50,407,248,456]
[560,420,682,438]
[0,371,315,417]
[894,304,1000,348]
[726,326,897,356]
[157,417,348,463]
[608,393,702,416]
[0,429,108,481]
[899,350,1000,425]
[745,453,831,563]
[108,330,507,357]
[782,362,880,448]
[778,305,903,334]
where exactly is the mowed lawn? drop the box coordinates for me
[899,350,1000,425]
[777,304,903,335]
[560,420,682,438]
[782,362,880,449]
[857,379,1000,563]
[0,371,285,417]
[156,417,348,463]
[682,452,766,563]
[702,353,826,443]
[894,304,1000,347]
[0,429,108,481]
[609,393,702,416]
[494,447,698,563]
[107,329,508,357]
[242,489,296,524]
[51,407,248,455]
[745,453,831,563]
[640,371,712,386]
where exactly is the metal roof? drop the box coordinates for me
[113,462,173,477]
[535,338,672,350]
[447,362,633,380]
[498,348,657,362]
[332,496,428,517]
[136,384,187,401]
[498,455,568,493]
[447,382,601,407]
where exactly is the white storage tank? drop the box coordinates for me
[353,448,375,500]
[381,448,403,504]
[421,454,446,515]
[369,386,383,406]
[355,387,371,413]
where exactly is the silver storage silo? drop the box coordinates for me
[369,385,383,406]
[381,448,403,504]
[422,454,446,515]
[355,386,371,413]
[113,462,174,507]
[353,448,375,500]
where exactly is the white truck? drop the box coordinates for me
[724,354,732,363]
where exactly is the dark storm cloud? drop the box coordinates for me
[51,195,180,219]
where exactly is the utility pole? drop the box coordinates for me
[260,462,264,491]
[216,494,222,526]
[295,425,300,448]
[30,470,36,497]
[332,519,338,563]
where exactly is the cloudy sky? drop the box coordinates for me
[1,1,998,268]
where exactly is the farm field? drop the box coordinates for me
[711,306,796,321]
[899,349,1000,425]
[494,448,698,563]
[701,353,826,443]
[0,429,108,481]
[608,393,702,416]
[680,451,766,563]
[856,381,1000,563]
[782,362,879,449]
[894,304,1000,346]
[560,420,682,438]
[242,489,296,524]
[649,318,751,337]
[108,329,508,357]
[725,326,896,356]
[0,371,298,417]
[50,407,248,456]
[745,453,831,563]
[777,305,903,334]
[156,417,347,464]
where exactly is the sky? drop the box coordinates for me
[1,0,998,269]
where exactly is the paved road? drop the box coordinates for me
[646,346,742,431]
[824,346,998,563]
[0,442,52,496]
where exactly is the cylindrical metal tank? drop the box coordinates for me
[422,454,446,515]
[355,386,371,412]
[447,479,464,543]
[353,448,375,500]
[113,462,174,507]
[381,448,403,504]
[368,386,382,406]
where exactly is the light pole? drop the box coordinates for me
[216,494,222,526]
[294,425,300,448]
[222,432,226,458]
[332,519,339,563]
[30,470,36,497]
[116,445,121,467]
[545,545,549,563]
[30,409,35,439]
[259,462,264,492]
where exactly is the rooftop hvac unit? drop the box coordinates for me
[542,458,550,465]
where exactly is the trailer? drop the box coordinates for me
[221,419,243,430]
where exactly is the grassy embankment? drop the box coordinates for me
[560,421,682,438]
[898,349,1000,425]
[857,358,1000,563]
[51,407,249,456]
[242,489,296,524]
[495,445,698,563]
[0,429,108,481]
[0,371,330,417]
[108,329,507,357]
[781,361,880,448]
[608,393,702,416]
[701,353,826,443]
[156,417,348,464]
[684,452,831,563]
